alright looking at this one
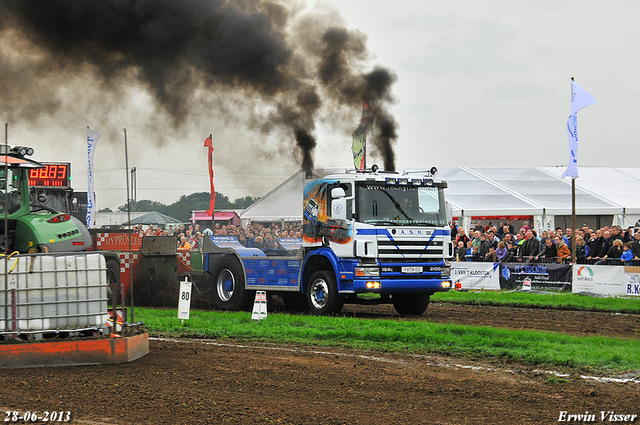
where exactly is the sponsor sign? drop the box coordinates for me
[277,238,303,251]
[211,235,245,249]
[500,263,571,290]
[451,262,500,290]
[626,271,640,296]
[95,232,143,251]
[572,265,626,296]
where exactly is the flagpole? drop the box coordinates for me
[4,123,8,337]
[124,128,134,329]
[571,178,576,264]
[570,77,577,264]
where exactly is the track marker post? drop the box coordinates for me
[177,276,192,325]
[251,291,267,321]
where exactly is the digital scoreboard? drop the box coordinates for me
[29,163,71,189]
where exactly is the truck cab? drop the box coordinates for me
[300,167,453,314]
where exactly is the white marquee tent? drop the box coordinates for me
[240,167,640,232]
[439,166,637,232]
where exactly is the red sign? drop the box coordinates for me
[452,215,533,221]
[95,233,143,251]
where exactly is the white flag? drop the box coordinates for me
[561,80,597,179]
[86,128,100,228]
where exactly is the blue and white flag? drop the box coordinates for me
[86,127,100,228]
[561,80,597,179]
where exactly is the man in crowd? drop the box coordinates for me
[472,230,482,251]
[478,232,491,260]
[500,225,512,242]
[588,229,609,262]
[632,231,640,262]
[535,237,557,263]
[564,227,573,252]
[611,225,625,243]
[456,227,470,246]
[519,229,540,262]
[502,233,515,247]
[487,230,499,249]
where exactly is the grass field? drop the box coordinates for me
[431,289,640,313]
[137,290,640,374]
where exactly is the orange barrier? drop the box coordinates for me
[0,333,149,368]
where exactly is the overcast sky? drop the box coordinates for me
[4,1,639,210]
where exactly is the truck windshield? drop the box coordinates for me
[357,183,447,226]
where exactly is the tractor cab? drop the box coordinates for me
[0,145,91,253]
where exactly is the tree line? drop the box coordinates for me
[98,192,258,222]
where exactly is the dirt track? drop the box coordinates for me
[1,302,639,424]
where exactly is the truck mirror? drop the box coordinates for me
[446,201,453,223]
[331,187,346,199]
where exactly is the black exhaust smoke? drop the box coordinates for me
[0,0,399,172]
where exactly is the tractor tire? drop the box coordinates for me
[306,270,344,316]
[392,293,430,316]
[211,257,252,311]
[106,258,121,306]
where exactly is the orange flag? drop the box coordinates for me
[204,135,215,216]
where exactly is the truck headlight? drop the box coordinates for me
[366,281,381,289]
[355,266,380,277]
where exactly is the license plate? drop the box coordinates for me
[401,266,423,274]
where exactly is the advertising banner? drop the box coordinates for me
[500,263,571,290]
[572,265,626,296]
[86,128,100,228]
[451,262,501,290]
[625,267,640,296]
[277,238,303,251]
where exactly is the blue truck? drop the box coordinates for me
[203,167,453,315]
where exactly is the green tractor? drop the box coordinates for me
[0,145,91,253]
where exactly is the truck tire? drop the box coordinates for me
[306,270,344,316]
[106,258,121,306]
[392,293,430,316]
[212,257,252,311]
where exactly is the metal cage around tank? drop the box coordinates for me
[1,252,109,338]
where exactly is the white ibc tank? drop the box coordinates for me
[0,253,109,333]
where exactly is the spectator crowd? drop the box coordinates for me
[451,220,640,266]
[129,218,640,266]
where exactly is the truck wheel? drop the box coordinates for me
[212,258,252,311]
[306,271,344,316]
[106,258,121,306]
[392,293,430,316]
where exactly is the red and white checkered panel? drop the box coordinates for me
[119,252,140,273]
[96,233,108,248]
[177,251,191,266]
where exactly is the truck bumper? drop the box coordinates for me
[350,277,452,293]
